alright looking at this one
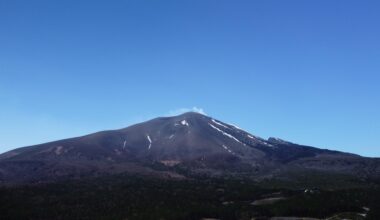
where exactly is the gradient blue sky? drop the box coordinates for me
[1,0,379,156]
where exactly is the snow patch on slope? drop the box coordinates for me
[248,135,274,147]
[211,119,229,129]
[226,123,243,130]
[147,135,152,149]
[209,123,245,146]
[222,145,235,155]
[212,119,271,147]
[181,120,189,126]
[247,135,256,139]
[54,146,63,155]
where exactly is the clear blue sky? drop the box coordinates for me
[1,0,379,156]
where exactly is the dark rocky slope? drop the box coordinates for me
[0,112,379,185]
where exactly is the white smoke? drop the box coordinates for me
[167,107,207,116]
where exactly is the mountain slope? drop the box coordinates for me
[0,112,379,185]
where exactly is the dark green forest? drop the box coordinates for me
[0,174,379,220]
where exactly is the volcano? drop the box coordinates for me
[0,112,379,185]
